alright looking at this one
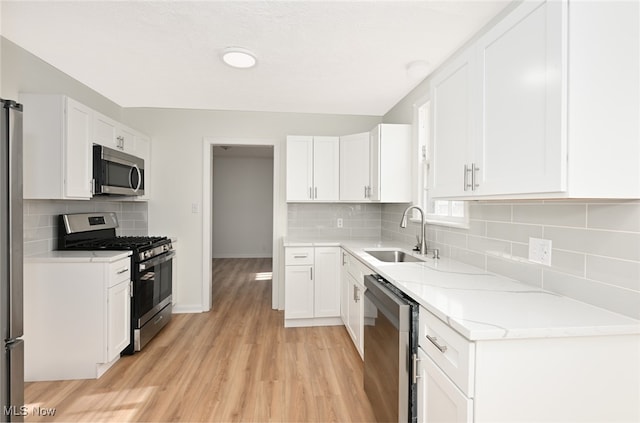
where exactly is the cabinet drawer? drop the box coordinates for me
[108,259,131,287]
[285,247,314,265]
[419,307,475,397]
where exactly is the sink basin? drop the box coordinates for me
[365,249,424,263]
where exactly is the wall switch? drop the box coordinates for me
[337,218,343,228]
[528,237,552,266]
[191,203,200,214]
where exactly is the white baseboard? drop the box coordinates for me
[212,253,273,259]
[171,304,204,314]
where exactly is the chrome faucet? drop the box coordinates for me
[400,205,427,255]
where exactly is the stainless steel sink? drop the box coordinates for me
[365,249,424,263]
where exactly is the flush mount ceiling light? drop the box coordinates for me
[406,60,431,80]
[221,47,257,69]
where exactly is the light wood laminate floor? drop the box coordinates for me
[24,258,376,422]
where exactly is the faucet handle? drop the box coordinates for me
[413,235,421,252]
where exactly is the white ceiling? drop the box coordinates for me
[1,0,510,116]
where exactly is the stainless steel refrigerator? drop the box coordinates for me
[1,98,24,422]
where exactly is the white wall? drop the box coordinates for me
[212,153,274,258]
[122,107,381,312]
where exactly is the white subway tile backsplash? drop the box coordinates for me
[513,204,587,227]
[23,199,148,255]
[587,203,640,232]
[586,255,640,292]
[287,203,382,241]
[380,200,640,319]
[469,203,511,222]
[550,249,586,278]
[543,270,640,320]
[486,222,543,244]
[486,255,543,288]
[544,226,640,262]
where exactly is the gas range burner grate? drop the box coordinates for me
[75,236,168,250]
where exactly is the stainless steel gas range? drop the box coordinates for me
[58,212,174,354]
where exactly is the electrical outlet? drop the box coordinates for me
[528,237,552,266]
[337,218,343,228]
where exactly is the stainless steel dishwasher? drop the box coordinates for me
[363,274,418,423]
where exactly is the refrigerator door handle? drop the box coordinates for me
[8,101,24,339]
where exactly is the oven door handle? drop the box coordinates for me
[139,251,175,271]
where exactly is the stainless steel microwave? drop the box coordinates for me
[93,144,145,196]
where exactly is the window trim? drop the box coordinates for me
[412,96,470,229]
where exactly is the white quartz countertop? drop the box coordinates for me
[284,238,640,341]
[25,250,132,263]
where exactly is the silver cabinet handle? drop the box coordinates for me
[364,185,367,198]
[309,187,313,199]
[116,268,128,275]
[464,164,472,191]
[130,281,134,297]
[412,353,421,384]
[426,334,448,353]
[293,254,308,259]
[314,187,318,199]
[353,285,360,302]
[310,267,313,280]
[342,252,347,266]
[472,163,480,190]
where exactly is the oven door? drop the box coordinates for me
[135,251,174,329]
[93,144,145,196]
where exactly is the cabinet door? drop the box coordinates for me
[429,51,474,198]
[377,124,412,202]
[369,126,381,201]
[286,136,314,201]
[93,112,118,150]
[420,348,473,423]
[347,275,364,355]
[284,265,314,319]
[340,259,349,326]
[476,0,565,195]
[313,247,341,318]
[64,98,93,199]
[340,132,370,201]
[107,280,131,362]
[313,136,340,201]
[118,126,137,153]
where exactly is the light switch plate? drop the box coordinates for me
[528,237,552,266]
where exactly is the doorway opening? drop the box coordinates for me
[202,138,283,313]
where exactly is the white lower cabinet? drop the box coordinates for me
[340,249,373,358]
[417,305,640,422]
[417,347,472,423]
[24,254,132,381]
[284,246,341,327]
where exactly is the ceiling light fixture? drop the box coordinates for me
[221,47,257,69]
[406,60,431,80]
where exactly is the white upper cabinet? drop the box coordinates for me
[93,112,138,155]
[21,94,93,200]
[369,123,412,202]
[21,93,152,201]
[476,0,565,196]
[430,51,474,199]
[286,135,339,202]
[430,0,639,199]
[339,132,370,201]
